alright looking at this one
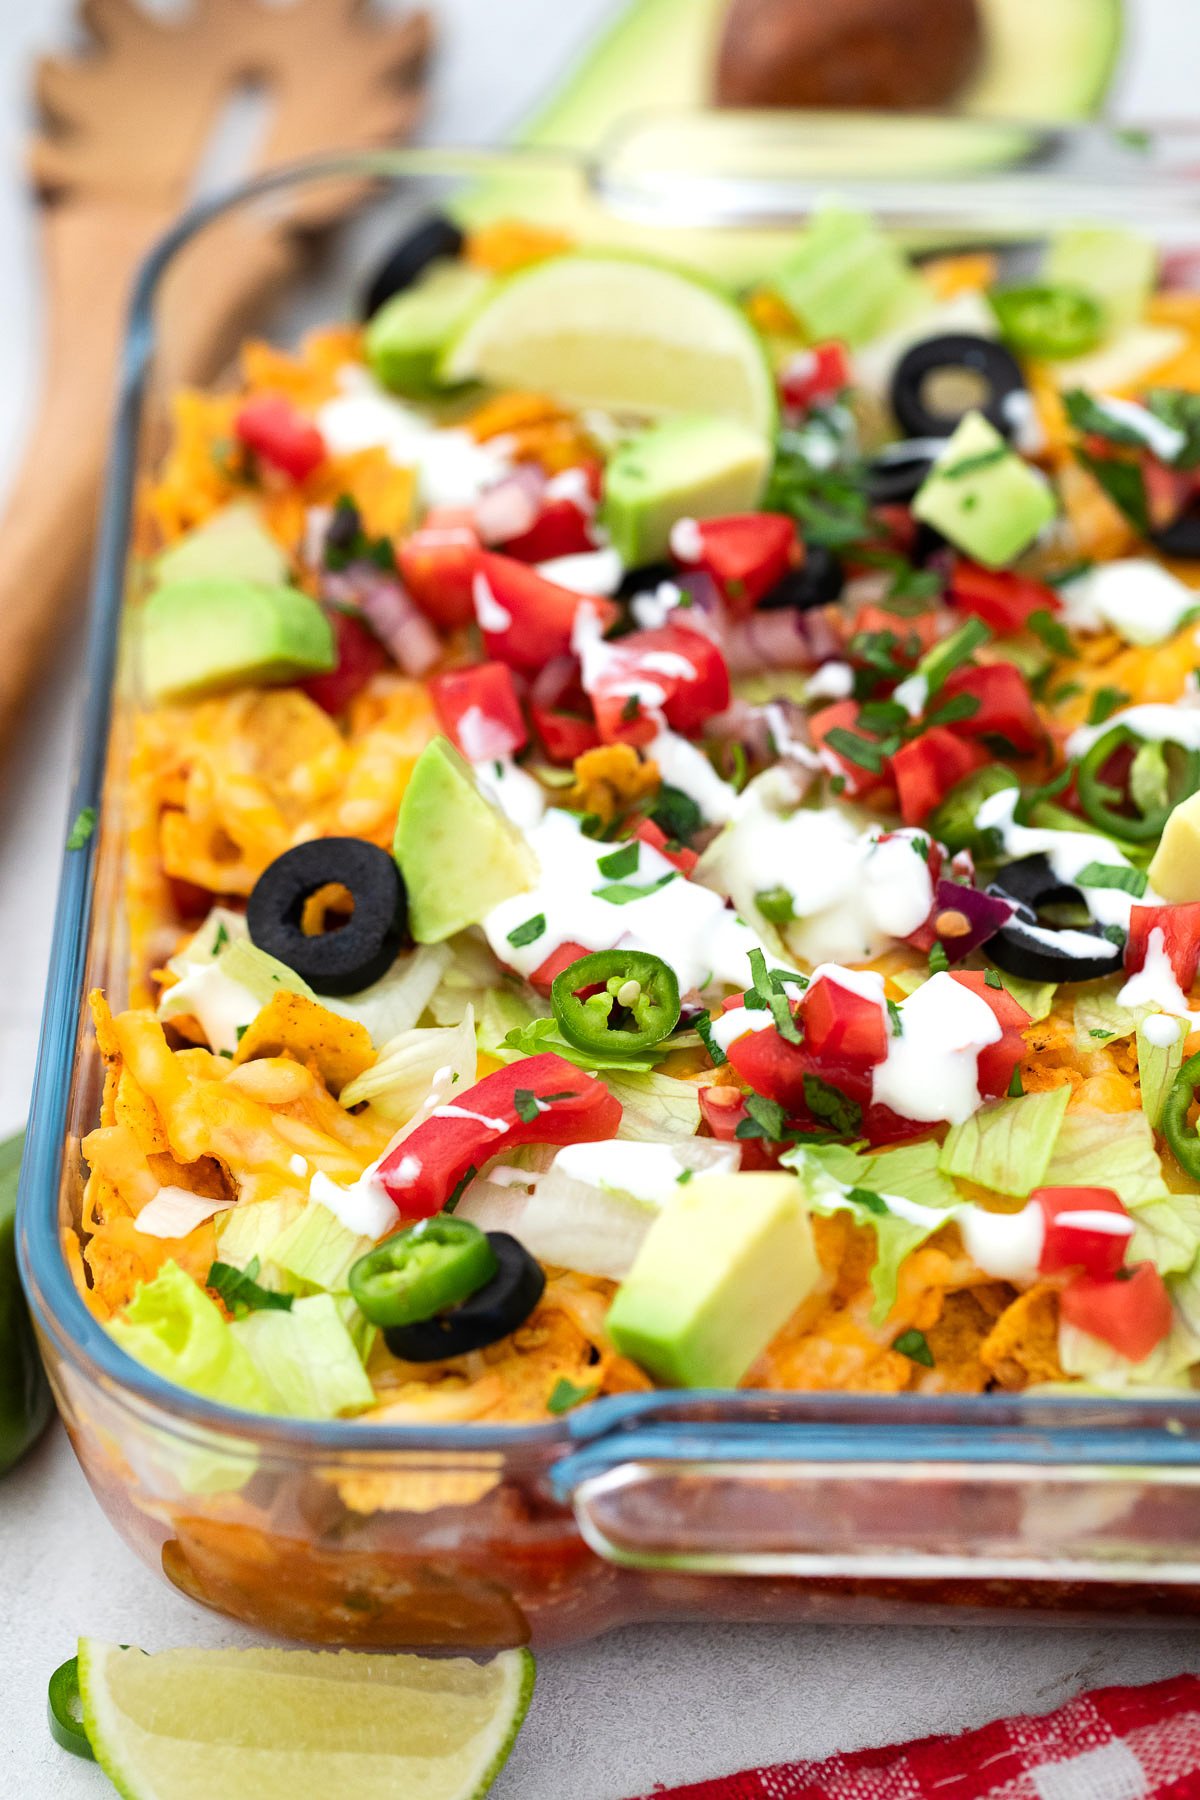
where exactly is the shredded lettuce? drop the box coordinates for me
[769,205,925,346]
[158,937,313,1050]
[339,1007,477,1119]
[474,983,550,1058]
[997,974,1056,1023]
[1128,1192,1200,1277]
[604,1068,704,1141]
[788,1138,957,1324]
[512,1139,738,1279]
[107,1261,276,1414]
[233,1293,374,1418]
[323,942,452,1043]
[1137,1015,1187,1132]
[213,1196,305,1296]
[165,906,248,979]
[267,1201,371,1294]
[1072,983,1151,1054]
[425,934,510,1027]
[939,1086,1070,1196]
[1042,1107,1168,1203]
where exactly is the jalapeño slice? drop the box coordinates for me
[1076,724,1200,843]
[551,949,681,1058]
[348,1217,498,1329]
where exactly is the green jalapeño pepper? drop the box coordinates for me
[349,1217,498,1329]
[1,1132,52,1477]
[1077,725,1200,843]
[551,949,681,1058]
[1162,1050,1200,1183]
[989,283,1106,360]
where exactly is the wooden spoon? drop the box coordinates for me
[0,0,433,766]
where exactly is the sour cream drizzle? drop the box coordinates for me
[1066,700,1200,759]
[483,808,769,994]
[1058,559,1200,647]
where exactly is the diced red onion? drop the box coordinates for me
[473,465,547,545]
[327,565,441,677]
[723,607,825,674]
[931,879,1015,962]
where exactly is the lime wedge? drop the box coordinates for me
[77,1639,535,1800]
[440,253,777,434]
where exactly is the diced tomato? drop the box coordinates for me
[778,341,853,414]
[234,393,326,482]
[589,624,731,744]
[1033,1186,1133,1280]
[527,940,592,996]
[633,817,698,875]
[850,503,919,567]
[429,660,528,759]
[891,728,989,825]
[949,560,1060,636]
[531,703,599,764]
[378,1053,621,1217]
[397,508,481,631]
[803,974,888,1066]
[1143,457,1198,531]
[502,499,595,563]
[298,609,386,715]
[948,969,1031,1098]
[939,662,1044,755]
[808,699,893,799]
[727,1018,875,1118]
[698,1084,748,1140]
[474,552,619,672]
[1125,903,1200,995]
[1059,1263,1173,1363]
[668,513,799,613]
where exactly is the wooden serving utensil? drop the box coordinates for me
[1,0,433,766]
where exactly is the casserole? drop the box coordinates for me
[19,124,1200,1650]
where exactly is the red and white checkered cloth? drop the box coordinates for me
[632,1675,1200,1799]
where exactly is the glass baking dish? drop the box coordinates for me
[19,123,1200,1651]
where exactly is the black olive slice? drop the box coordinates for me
[247,838,410,996]
[890,333,1027,441]
[383,1233,545,1361]
[865,439,941,505]
[985,856,1123,983]
[759,545,845,610]
[617,559,679,601]
[1151,506,1200,561]
[360,213,466,320]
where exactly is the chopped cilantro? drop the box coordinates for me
[620,695,642,723]
[1087,686,1130,727]
[755,886,795,924]
[801,1073,862,1137]
[1028,610,1072,657]
[213,922,230,952]
[846,1186,888,1215]
[547,1377,599,1415]
[206,1257,293,1317]
[893,1327,934,1367]
[513,1091,542,1124]
[941,445,1010,481]
[444,1165,479,1213]
[650,784,703,844]
[66,806,97,850]
[886,998,903,1037]
[984,969,1003,990]
[824,726,889,774]
[594,873,678,904]
[596,843,640,880]
[1007,1066,1025,1097]
[1075,861,1147,897]
[928,943,950,975]
[736,1092,789,1141]
[694,1011,728,1066]
[506,914,546,948]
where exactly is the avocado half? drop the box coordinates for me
[455,0,1122,283]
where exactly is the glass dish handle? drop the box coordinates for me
[557,1430,1200,1581]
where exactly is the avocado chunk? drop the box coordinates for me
[366,262,492,397]
[1149,792,1200,902]
[912,410,1057,568]
[153,501,289,589]
[393,737,537,942]
[605,1171,818,1388]
[141,578,335,705]
[601,414,770,566]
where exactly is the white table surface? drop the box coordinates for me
[3,2,1200,1795]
